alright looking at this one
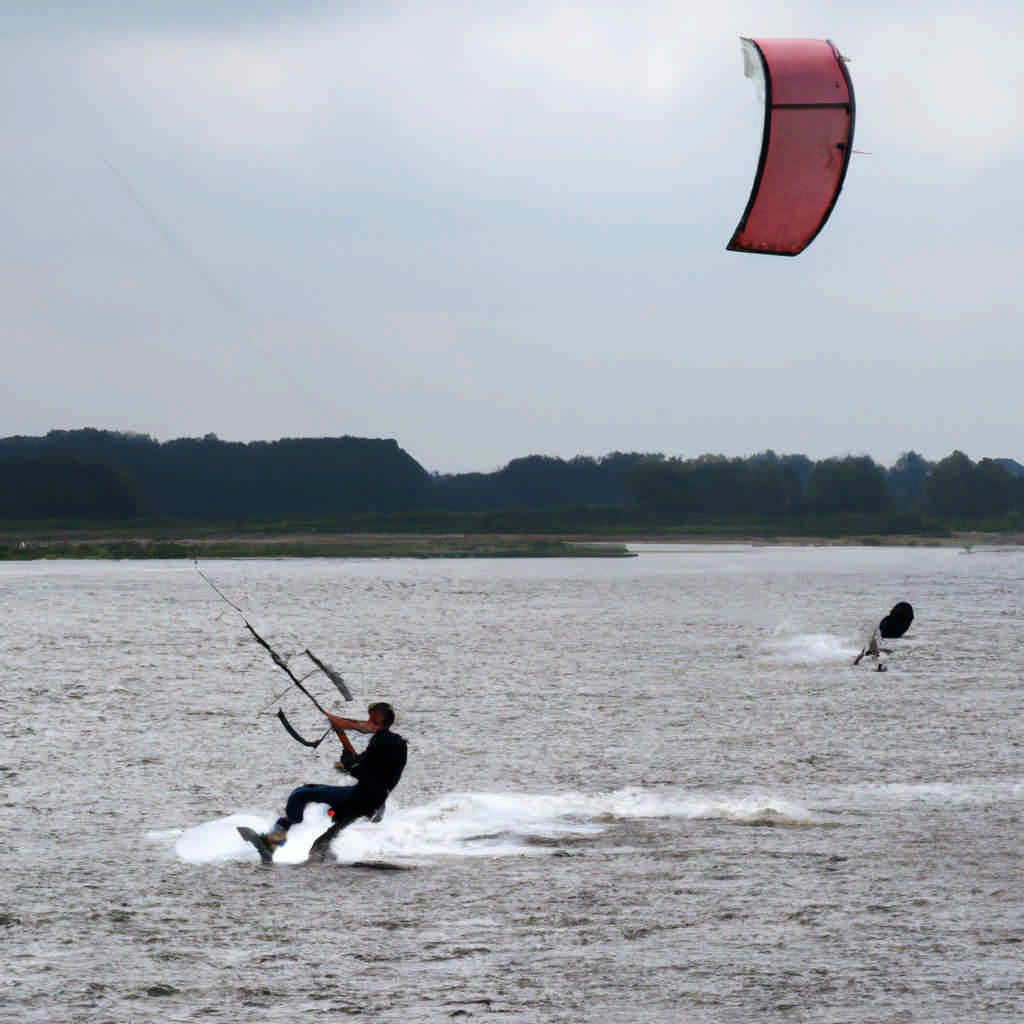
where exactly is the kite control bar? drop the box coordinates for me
[196,562,352,747]
[276,709,331,748]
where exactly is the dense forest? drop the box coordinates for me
[1,428,1023,534]
[0,430,431,521]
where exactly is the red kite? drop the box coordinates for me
[728,38,855,256]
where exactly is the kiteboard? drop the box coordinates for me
[237,813,363,865]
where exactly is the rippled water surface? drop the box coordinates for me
[2,545,1022,1023]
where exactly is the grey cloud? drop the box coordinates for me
[2,2,1023,472]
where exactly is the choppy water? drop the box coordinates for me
[1,544,1022,1023]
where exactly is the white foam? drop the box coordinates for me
[172,812,270,863]
[762,632,858,663]
[171,805,336,864]
[167,787,818,865]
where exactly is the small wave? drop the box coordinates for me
[839,777,1024,812]
[733,806,812,827]
[614,786,815,827]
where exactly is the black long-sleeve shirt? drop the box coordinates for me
[340,728,407,804]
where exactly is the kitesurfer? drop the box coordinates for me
[853,602,914,665]
[853,629,886,666]
[256,701,407,853]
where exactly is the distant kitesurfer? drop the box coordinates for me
[252,702,407,855]
[853,628,885,666]
[853,601,914,666]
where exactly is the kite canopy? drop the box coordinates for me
[728,37,855,256]
[879,601,914,639]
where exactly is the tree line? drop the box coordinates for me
[1,429,1023,531]
[0,430,431,522]
[619,450,1024,530]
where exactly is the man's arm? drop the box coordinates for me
[324,711,378,734]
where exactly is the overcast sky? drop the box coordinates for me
[3,2,1021,473]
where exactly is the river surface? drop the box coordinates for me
[1,544,1022,1023]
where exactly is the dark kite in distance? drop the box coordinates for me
[879,602,914,639]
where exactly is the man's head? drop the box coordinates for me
[368,702,396,729]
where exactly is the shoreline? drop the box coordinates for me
[0,532,633,560]
[1,528,1021,560]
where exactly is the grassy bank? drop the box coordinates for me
[1,521,1020,560]
[0,531,634,560]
